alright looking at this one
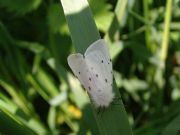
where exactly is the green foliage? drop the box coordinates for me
[89,0,114,32]
[0,0,42,15]
[47,3,68,34]
[0,0,180,135]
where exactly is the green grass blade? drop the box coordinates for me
[162,114,180,135]
[143,0,155,53]
[0,110,37,135]
[0,98,50,135]
[160,0,173,64]
[105,0,128,42]
[60,0,100,53]
[60,0,132,134]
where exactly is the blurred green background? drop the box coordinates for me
[0,0,180,135]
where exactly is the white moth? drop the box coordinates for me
[67,39,114,108]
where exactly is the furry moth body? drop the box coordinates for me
[67,39,114,108]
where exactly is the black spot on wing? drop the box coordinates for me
[88,86,91,90]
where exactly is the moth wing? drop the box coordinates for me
[67,53,96,95]
[84,40,114,107]
[85,39,110,57]
[85,39,111,63]
[67,39,114,107]
[85,39,112,85]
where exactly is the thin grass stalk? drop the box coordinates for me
[160,0,173,65]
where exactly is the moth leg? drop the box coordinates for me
[102,107,105,114]
[97,107,106,117]
[97,108,101,115]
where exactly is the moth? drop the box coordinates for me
[67,39,114,108]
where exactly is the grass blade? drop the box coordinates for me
[60,0,100,53]
[0,110,37,135]
[160,0,173,64]
[162,114,180,135]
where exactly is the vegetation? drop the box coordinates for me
[0,0,179,135]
